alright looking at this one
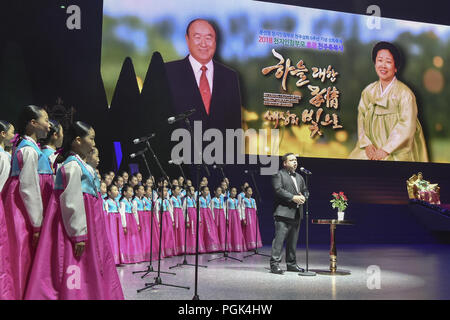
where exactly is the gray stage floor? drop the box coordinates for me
[117,244,450,300]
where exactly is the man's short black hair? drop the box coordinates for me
[282,153,295,165]
[186,18,217,37]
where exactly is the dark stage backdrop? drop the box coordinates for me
[0,0,449,244]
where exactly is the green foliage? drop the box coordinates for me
[330,192,348,212]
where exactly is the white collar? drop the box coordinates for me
[42,145,56,151]
[188,54,214,73]
[23,135,39,147]
[379,76,396,97]
[70,152,93,174]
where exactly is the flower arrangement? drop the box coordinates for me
[330,191,348,212]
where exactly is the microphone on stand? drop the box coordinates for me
[167,109,196,124]
[133,133,156,144]
[299,167,312,175]
[130,148,147,159]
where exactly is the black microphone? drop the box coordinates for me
[133,133,156,144]
[299,167,312,175]
[167,108,196,124]
[130,148,147,159]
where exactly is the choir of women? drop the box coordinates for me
[0,106,262,300]
[100,176,259,264]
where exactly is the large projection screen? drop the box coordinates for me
[101,0,450,163]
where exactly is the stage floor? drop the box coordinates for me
[117,244,450,300]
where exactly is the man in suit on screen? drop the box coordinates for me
[165,18,242,133]
[270,153,307,274]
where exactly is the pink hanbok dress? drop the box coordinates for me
[2,136,53,299]
[25,153,123,300]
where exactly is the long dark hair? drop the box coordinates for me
[60,121,92,160]
[18,105,44,136]
[39,119,61,146]
[15,105,45,149]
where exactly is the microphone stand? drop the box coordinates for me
[139,152,153,180]
[244,170,270,259]
[177,163,187,181]
[182,117,204,300]
[169,196,207,270]
[208,165,242,263]
[145,139,172,189]
[298,173,316,277]
[137,198,190,292]
[208,200,243,263]
[133,189,175,280]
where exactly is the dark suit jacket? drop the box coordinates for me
[164,56,242,133]
[271,168,308,220]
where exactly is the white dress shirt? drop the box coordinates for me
[291,174,299,193]
[189,55,214,93]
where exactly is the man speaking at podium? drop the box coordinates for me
[270,153,307,275]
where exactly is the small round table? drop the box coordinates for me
[311,219,354,275]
